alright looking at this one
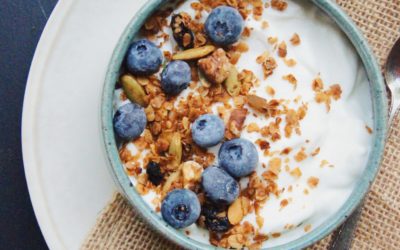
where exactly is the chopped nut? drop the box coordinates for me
[181,161,203,189]
[290,33,301,46]
[307,176,319,188]
[198,48,232,84]
[304,224,312,232]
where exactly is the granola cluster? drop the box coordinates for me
[115,0,350,248]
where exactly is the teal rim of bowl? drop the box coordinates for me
[101,0,388,249]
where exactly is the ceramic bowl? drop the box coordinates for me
[101,0,388,249]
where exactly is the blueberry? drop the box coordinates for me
[218,138,258,178]
[113,103,147,141]
[161,60,191,95]
[161,189,201,229]
[201,166,239,205]
[191,114,225,148]
[171,13,194,49]
[202,204,231,232]
[204,6,244,46]
[146,161,164,186]
[126,39,163,75]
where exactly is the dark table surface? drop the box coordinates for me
[0,0,58,249]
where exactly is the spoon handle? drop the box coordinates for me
[329,205,363,250]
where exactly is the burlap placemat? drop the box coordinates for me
[82,1,400,249]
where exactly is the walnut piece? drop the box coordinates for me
[198,48,232,84]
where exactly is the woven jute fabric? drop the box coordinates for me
[82,1,400,249]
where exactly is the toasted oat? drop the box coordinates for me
[232,42,249,53]
[307,176,319,188]
[280,147,292,155]
[278,41,287,57]
[290,167,302,178]
[312,77,324,91]
[266,85,276,96]
[198,48,232,84]
[262,57,277,78]
[271,0,288,11]
[320,160,328,167]
[247,122,260,133]
[261,21,269,29]
[268,158,282,175]
[243,26,252,37]
[271,232,282,238]
[290,33,301,46]
[366,125,373,134]
[294,148,307,162]
[268,36,278,44]
[282,74,297,90]
[314,81,342,112]
[280,199,289,209]
[256,215,264,228]
[304,224,312,232]
[311,147,320,157]
[284,58,297,67]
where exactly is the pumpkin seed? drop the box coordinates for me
[168,132,182,168]
[172,45,216,60]
[121,74,147,106]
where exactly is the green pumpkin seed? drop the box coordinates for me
[121,74,147,106]
[172,45,216,60]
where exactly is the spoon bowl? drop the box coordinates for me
[385,37,400,114]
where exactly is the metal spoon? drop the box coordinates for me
[329,37,400,250]
[385,37,400,116]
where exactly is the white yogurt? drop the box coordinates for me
[115,0,373,247]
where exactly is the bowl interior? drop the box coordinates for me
[101,0,388,249]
